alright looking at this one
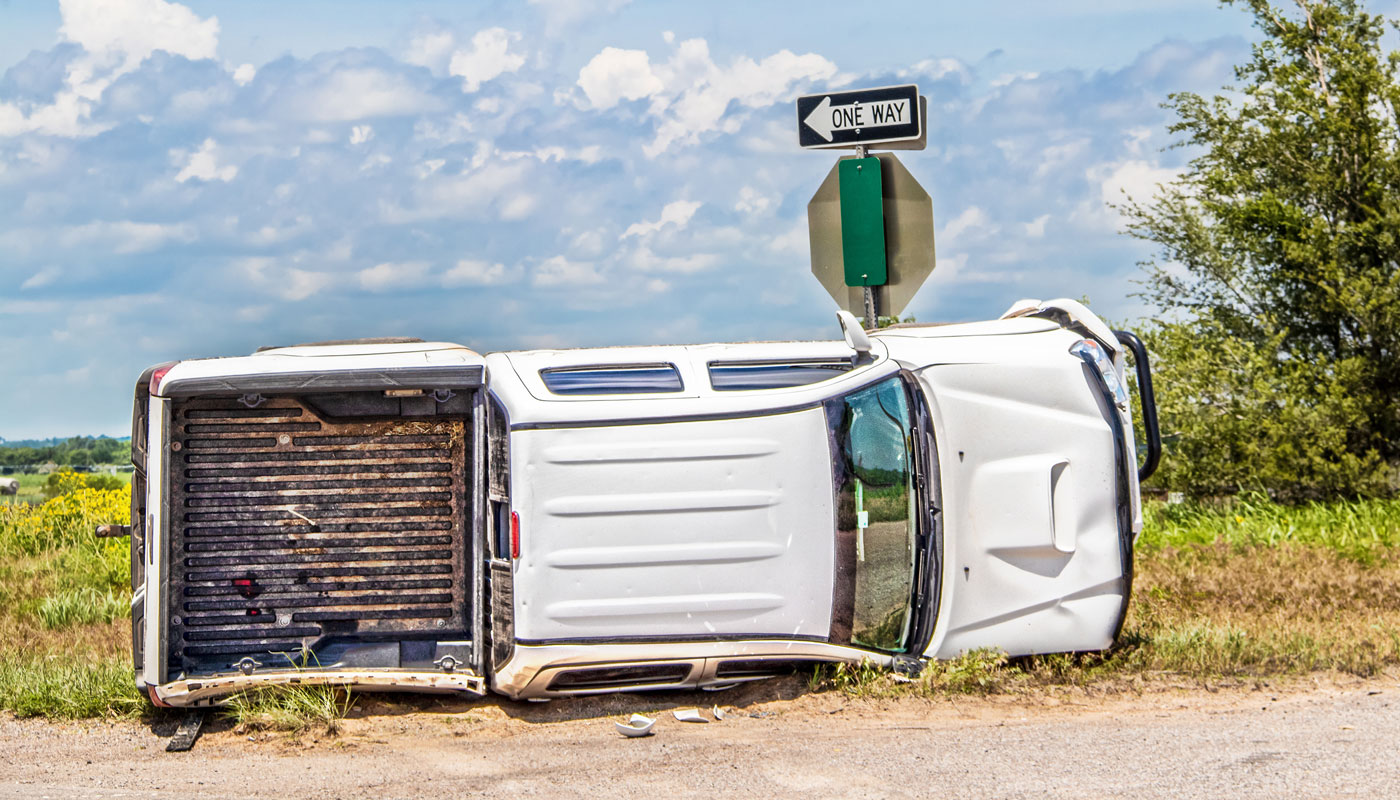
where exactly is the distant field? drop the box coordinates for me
[1,472,132,506]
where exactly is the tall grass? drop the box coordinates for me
[0,656,142,719]
[0,485,136,719]
[37,587,128,630]
[225,685,354,734]
[1140,494,1400,562]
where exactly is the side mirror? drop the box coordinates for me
[837,310,872,359]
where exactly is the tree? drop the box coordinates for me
[1122,0,1400,497]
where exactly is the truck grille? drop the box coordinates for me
[167,397,469,672]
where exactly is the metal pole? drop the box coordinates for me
[856,143,876,330]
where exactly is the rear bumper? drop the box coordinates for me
[147,668,486,707]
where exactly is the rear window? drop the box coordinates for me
[708,360,853,391]
[540,364,684,395]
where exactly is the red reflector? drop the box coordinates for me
[233,579,251,586]
[149,363,175,396]
[510,511,520,559]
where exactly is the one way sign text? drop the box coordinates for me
[796,84,923,150]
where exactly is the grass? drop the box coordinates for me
[0,483,140,720]
[37,587,128,630]
[1,483,1397,720]
[225,685,354,735]
[1140,493,1400,561]
[810,495,1400,699]
[0,655,143,719]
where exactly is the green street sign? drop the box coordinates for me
[838,157,887,287]
[809,153,935,318]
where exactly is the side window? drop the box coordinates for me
[708,360,853,391]
[540,364,683,395]
[828,377,917,652]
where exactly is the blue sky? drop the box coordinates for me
[0,0,1362,438]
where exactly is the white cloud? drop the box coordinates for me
[62,221,195,253]
[0,0,220,140]
[1024,214,1051,238]
[448,28,526,93]
[941,206,994,243]
[349,125,374,145]
[281,268,333,301]
[577,48,664,109]
[173,138,237,183]
[626,245,718,274]
[385,160,533,223]
[529,0,631,36]
[1096,159,1181,207]
[577,38,836,156]
[645,40,837,156]
[990,71,1040,88]
[532,255,602,287]
[905,57,969,83]
[405,30,457,76]
[289,68,444,122]
[621,199,701,239]
[21,266,61,290]
[232,63,256,86]
[734,186,775,215]
[60,0,218,65]
[442,259,518,286]
[357,261,432,292]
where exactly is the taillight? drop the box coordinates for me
[148,364,175,396]
[510,511,520,559]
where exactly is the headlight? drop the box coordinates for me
[1070,339,1128,409]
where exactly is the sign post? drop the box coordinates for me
[800,84,935,329]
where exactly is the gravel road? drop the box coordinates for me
[0,677,1394,799]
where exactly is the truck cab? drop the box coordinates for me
[121,300,1157,705]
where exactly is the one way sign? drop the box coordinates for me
[797,84,923,150]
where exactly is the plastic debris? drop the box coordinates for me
[672,707,708,723]
[615,713,656,738]
[712,705,727,721]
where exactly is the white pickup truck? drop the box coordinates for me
[115,298,1158,706]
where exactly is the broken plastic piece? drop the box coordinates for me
[166,709,207,752]
[672,707,708,723]
[616,713,656,737]
[712,705,727,721]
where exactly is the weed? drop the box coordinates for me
[0,655,143,719]
[224,685,354,735]
[37,587,128,629]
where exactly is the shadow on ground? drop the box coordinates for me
[345,673,819,725]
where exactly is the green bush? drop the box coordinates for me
[1140,320,1389,500]
[41,469,125,499]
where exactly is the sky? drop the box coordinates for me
[0,0,1358,439]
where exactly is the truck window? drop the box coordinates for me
[829,377,917,652]
[539,364,683,395]
[708,360,853,391]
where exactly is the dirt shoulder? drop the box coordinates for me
[2,673,1396,800]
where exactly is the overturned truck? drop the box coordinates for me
[112,299,1159,706]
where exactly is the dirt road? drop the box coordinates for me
[0,676,1395,799]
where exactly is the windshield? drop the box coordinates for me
[828,376,917,652]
